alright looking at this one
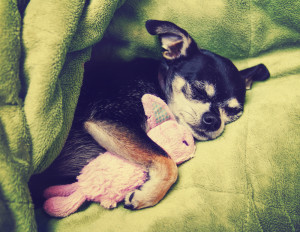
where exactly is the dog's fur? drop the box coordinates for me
[30,20,270,209]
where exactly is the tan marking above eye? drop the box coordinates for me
[193,81,216,98]
[172,75,186,92]
[204,83,216,97]
[227,98,240,108]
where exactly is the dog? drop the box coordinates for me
[30,20,270,210]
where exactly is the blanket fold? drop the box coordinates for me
[0,0,124,231]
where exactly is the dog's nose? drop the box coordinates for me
[202,112,221,131]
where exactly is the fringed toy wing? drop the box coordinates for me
[141,94,176,131]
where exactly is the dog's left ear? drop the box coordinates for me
[146,20,197,60]
[240,64,270,90]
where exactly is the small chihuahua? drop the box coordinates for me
[31,20,270,209]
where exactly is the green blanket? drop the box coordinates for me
[0,0,124,231]
[1,0,299,231]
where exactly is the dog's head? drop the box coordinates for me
[146,20,270,141]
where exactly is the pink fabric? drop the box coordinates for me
[141,94,176,131]
[43,94,195,217]
[77,152,147,208]
[148,120,195,164]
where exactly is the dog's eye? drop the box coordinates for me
[224,106,242,116]
[223,106,243,124]
[191,88,208,102]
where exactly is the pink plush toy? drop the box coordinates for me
[43,94,195,217]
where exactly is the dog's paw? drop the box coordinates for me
[123,159,178,210]
[124,191,139,210]
[124,188,156,210]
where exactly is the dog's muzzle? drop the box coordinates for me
[201,112,221,132]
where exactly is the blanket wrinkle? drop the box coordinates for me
[69,0,126,52]
[192,184,245,196]
[266,154,296,231]
[174,181,246,195]
[240,102,262,231]
[247,0,254,59]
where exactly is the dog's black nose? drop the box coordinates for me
[202,112,221,131]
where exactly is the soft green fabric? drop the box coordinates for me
[35,0,300,231]
[1,0,299,231]
[0,0,124,231]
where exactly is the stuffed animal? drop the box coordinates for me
[43,94,195,217]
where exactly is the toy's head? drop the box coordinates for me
[142,94,195,164]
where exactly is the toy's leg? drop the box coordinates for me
[44,191,86,217]
[44,182,79,199]
[84,120,178,210]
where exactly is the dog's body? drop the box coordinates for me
[30,20,270,209]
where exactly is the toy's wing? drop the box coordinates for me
[141,94,176,131]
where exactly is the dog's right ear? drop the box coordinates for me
[146,20,197,60]
[240,64,270,90]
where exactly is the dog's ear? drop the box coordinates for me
[146,20,197,60]
[240,64,270,90]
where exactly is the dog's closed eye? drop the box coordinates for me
[224,106,242,116]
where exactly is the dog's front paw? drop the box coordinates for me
[124,187,160,210]
[124,190,142,210]
[124,158,178,210]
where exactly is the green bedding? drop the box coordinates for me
[1,0,299,231]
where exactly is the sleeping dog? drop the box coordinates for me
[32,20,270,209]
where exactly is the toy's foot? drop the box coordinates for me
[124,157,178,210]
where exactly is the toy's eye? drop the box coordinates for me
[183,140,189,146]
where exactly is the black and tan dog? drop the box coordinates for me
[30,20,270,209]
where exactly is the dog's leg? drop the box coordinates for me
[84,120,178,209]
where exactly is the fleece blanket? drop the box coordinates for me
[0,0,125,231]
[0,0,299,231]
